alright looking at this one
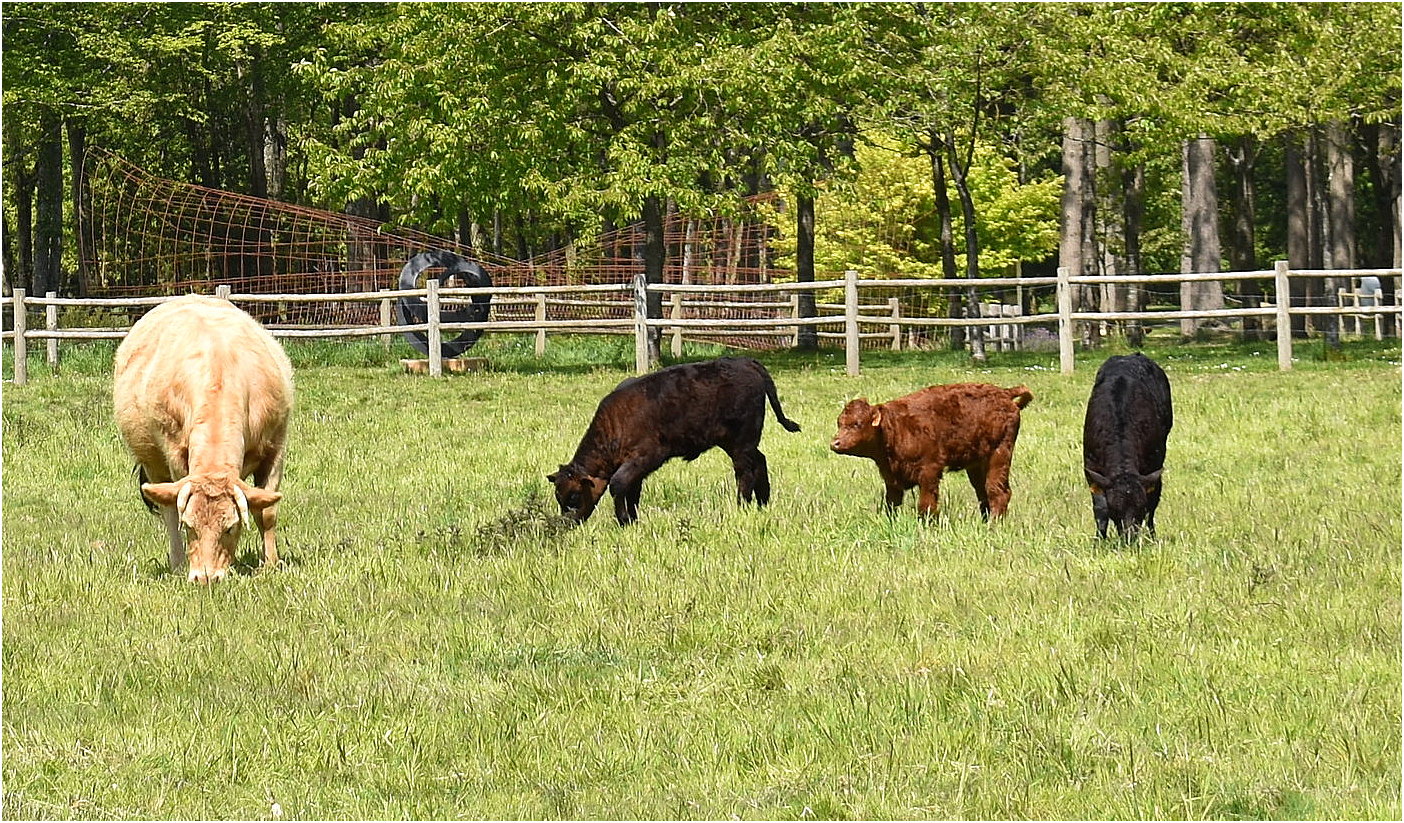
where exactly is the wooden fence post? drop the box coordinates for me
[12,289,27,386]
[633,269,650,374]
[1275,260,1293,371]
[379,289,393,351]
[45,291,59,370]
[1056,266,1074,374]
[216,284,231,301]
[670,292,684,358]
[888,297,902,351]
[535,293,547,357]
[427,278,442,377]
[845,269,860,376]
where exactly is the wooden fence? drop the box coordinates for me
[3,263,1400,384]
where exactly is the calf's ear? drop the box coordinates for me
[546,472,559,483]
[1085,469,1110,491]
[1140,469,1162,491]
[871,406,882,427]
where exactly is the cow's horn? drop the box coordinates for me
[233,484,252,529]
[176,482,193,514]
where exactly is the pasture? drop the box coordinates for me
[3,336,1400,820]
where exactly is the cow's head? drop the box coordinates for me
[546,464,609,524]
[830,398,885,458]
[1086,468,1161,540]
[142,474,281,583]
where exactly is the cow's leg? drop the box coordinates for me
[983,443,1015,518]
[750,449,771,506]
[728,447,770,506]
[608,460,658,525]
[251,446,285,569]
[966,460,992,520]
[162,505,185,572]
[914,468,945,520]
[880,473,906,513]
[1144,480,1163,536]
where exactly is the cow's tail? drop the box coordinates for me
[760,366,802,432]
[1008,385,1034,409]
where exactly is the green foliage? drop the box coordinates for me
[3,343,1399,819]
[769,135,1061,278]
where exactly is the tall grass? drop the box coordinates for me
[3,337,1399,819]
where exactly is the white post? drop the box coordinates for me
[845,269,860,376]
[45,291,58,370]
[1275,260,1293,371]
[215,284,231,301]
[379,289,393,351]
[633,269,650,374]
[12,288,27,386]
[1373,289,1384,340]
[1056,266,1074,374]
[427,278,443,377]
[535,293,547,357]
[670,292,684,358]
[888,296,902,351]
[790,293,801,348]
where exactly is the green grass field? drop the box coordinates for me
[3,335,1400,820]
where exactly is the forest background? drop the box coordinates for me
[2,2,1400,346]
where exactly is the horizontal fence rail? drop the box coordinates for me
[3,264,1400,383]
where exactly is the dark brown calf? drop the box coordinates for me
[830,383,1033,519]
[549,357,801,525]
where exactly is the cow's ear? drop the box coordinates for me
[1088,483,1104,496]
[546,472,559,484]
[242,486,282,511]
[1140,469,1162,492]
[142,481,189,509]
[589,476,608,498]
[871,406,882,427]
[1085,469,1110,490]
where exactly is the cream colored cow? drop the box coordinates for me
[114,295,294,583]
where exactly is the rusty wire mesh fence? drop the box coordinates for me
[80,149,1027,352]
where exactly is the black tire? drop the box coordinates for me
[395,250,491,358]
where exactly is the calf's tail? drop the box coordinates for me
[760,367,802,432]
[1008,385,1034,409]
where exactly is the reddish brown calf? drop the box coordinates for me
[830,383,1033,520]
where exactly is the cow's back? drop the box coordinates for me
[114,296,293,465]
[584,357,770,460]
[888,383,1026,469]
[1083,354,1172,474]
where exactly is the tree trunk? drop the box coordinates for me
[640,192,666,364]
[1225,136,1261,341]
[265,114,288,201]
[1095,118,1122,322]
[1123,159,1146,347]
[34,110,64,296]
[945,136,986,364]
[1179,136,1223,337]
[1364,119,1401,335]
[1321,120,1355,348]
[11,149,35,297]
[1285,131,1313,337]
[928,138,963,351]
[1060,117,1099,347]
[794,191,819,350]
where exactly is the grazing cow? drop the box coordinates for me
[1082,353,1172,539]
[548,357,801,525]
[830,383,1034,519]
[113,295,294,583]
